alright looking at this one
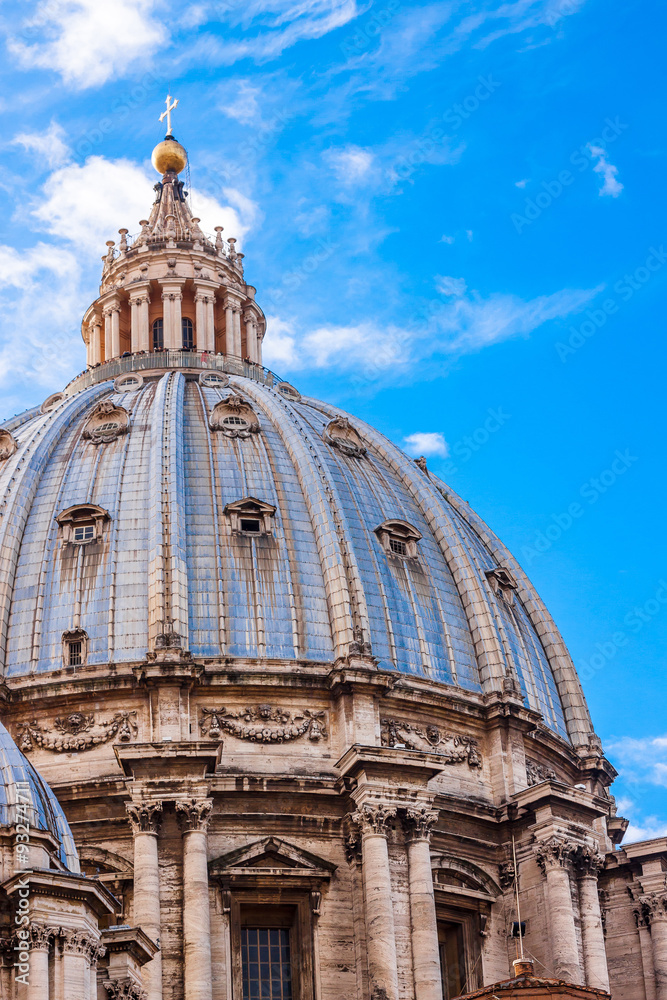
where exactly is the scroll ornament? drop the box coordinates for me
[17,710,138,753]
[200,704,327,744]
[381,718,482,767]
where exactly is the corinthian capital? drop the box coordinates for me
[573,844,606,878]
[176,797,213,833]
[534,837,576,875]
[640,892,667,925]
[350,802,396,836]
[103,978,148,1000]
[126,800,163,835]
[402,805,439,842]
[62,929,98,957]
[29,923,55,951]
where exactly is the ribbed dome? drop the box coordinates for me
[0,721,79,871]
[0,368,592,745]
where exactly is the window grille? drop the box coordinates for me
[73,524,95,542]
[68,641,82,666]
[241,927,292,1000]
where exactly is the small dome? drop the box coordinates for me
[152,135,188,175]
[0,720,79,872]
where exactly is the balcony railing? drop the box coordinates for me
[63,351,284,397]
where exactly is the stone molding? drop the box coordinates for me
[498,861,516,891]
[18,710,138,753]
[103,978,148,1000]
[176,797,213,833]
[350,803,397,837]
[381,718,482,767]
[200,704,327,744]
[402,806,439,842]
[126,800,163,835]
[534,837,577,875]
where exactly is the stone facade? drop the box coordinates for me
[0,130,662,1000]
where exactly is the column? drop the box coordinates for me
[104,308,113,363]
[127,800,163,1000]
[28,924,52,1000]
[205,295,216,352]
[575,847,610,991]
[111,306,121,359]
[403,807,441,1000]
[92,319,103,365]
[130,292,151,353]
[224,297,234,355]
[194,292,207,353]
[643,894,667,1000]
[176,798,214,1000]
[233,307,242,358]
[162,287,183,350]
[243,311,258,363]
[61,931,91,1000]
[535,838,583,984]
[351,803,399,1000]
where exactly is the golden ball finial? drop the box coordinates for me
[152,135,188,175]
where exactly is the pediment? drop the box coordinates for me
[209,837,336,884]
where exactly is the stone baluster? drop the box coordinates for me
[574,846,610,991]
[28,924,53,1000]
[642,894,667,1000]
[535,838,583,984]
[403,806,441,1000]
[243,310,258,363]
[61,930,94,1000]
[127,800,163,1000]
[176,798,214,1000]
[350,803,399,1000]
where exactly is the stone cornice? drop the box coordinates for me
[101,925,159,965]
[510,780,610,823]
[1,869,120,917]
[115,741,221,780]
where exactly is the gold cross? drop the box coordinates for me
[159,93,179,136]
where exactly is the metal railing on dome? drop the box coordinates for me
[63,351,284,397]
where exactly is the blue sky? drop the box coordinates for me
[0,0,665,841]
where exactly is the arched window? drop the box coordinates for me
[152,318,164,351]
[182,317,194,350]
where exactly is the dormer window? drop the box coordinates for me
[83,402,129,444]
[210,395,260,439]
[276,382,301,401]
[62,628,88,668]
[375,519,422,559]
[199,371,230,388]
[224,497,276,537]
[56,504,110,545]
[486,567,518,604]
[0,430,18,462]
[323,416,366,458]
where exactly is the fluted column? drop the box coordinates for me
[243,310,258,363]
[233,307,242,358]
[403,807,441,1000]
[130,291,151,353]
[194,292,207,354]
[351,803,399,1000]
[61,931,93,1000]
[643,894,667,1000]
[574,847,609,991]
[176,798,214,1000]
[162,286,183,350]
[224,297,234,355]
[127,800,163,1000]
[205,295,216,352]
[27,924,53,1000]
[111,306,121,359]
[103,307,113,362]
[535,838,582,984]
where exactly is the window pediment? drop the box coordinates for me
[82,401,130,444]
[56,504,110,545]
[209,837,336,887]
[209,394,260,438]
[486,567,518,603]
[375,519,422,558]
[224,497,276,536]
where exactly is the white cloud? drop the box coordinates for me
[262,316,300,369]
[218,79,265,126]
[262,317,407,373]
[607,734,667,788]
[403,432,449,458]
[439,234,455,244]
[515,178,529,189]
[29,157,255,255]
[588,145,623,197]
[436,275,467,297]
[9,0,167,89]
[11,121,70,169]
[325,146,374,184]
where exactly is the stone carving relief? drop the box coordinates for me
[17,710,138,753]
[176,797,213,833]
[83,401,130,444]
[403,805,439,841]
[209,393,260,437]
[200,705,327,744]
[534,837,577,875]
[350,802,397,836]
[573,844,606,877]
[0,429,18,461]
[498,861,516,891]
[103,979,148,1000]
[41,392,65,414]
[381,718,482,767]
[126,800,163,835]
[526,758,558,786]
[323,416,367,458]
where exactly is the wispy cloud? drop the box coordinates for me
[403,432,449,457]
[588,144,623,197]
[607,734,667,788]
[9,0,167,89]
[11,121,70,169]
[324,145,375,184]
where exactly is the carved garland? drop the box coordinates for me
[381,718,482,768]
[200,705,327,744]
[526,758,558,786]
[17,710,138,753]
